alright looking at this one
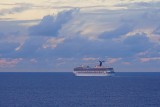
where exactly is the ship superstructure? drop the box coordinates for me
[73,61,115,76]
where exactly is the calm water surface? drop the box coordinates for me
[0,72,160,107]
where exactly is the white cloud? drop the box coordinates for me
[29,8,79,36]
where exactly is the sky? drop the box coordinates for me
[0,0,160,72]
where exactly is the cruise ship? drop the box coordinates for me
[73,61,115,76]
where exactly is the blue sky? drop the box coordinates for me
[0,0,160,72]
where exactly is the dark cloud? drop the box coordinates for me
[52,32,155,59]
[123,33,153,53]
[29,9,79,36]
[53,37,132,58]
[2,32,154,60]
[14,37,47,58]
[99,24,133,39]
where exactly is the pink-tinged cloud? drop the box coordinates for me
[0,58,22,68]
[107,58,122,64]
[122,62,131,65]
[43,37,65,49]
[140,57,160,62]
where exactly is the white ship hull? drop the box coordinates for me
[73,71,114,76]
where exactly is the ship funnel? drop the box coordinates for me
[99,61,105,66]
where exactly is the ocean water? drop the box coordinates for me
[0,72,160,107]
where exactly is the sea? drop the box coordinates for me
[0,72,160,107]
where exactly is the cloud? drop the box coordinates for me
[29,8,79,36]
[115,1,160,9]
[0,23,27,59]
[123,33,153,53]
[13,36,65,58]
[99,24,133,39]
[0,58,22,68]
[42,37,65,49]
[0,3,32,15]
[140,57,160,62]
[30,58,37,63]
[107,58,122,64]
[14,37,47,58]
[53,37,127,58]
[50,31,156,61]
[0,1,160,72]
[82,57,99,61]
